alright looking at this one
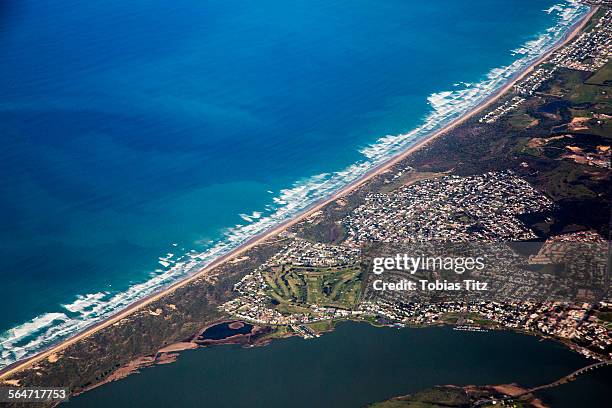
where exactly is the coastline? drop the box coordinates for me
[0,4,597,380]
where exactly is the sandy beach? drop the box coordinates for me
[0,5,597,381]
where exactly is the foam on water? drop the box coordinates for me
[0,0,589,369]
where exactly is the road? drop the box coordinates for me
[473,360,611,407]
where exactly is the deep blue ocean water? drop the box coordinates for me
[0,0,589,366]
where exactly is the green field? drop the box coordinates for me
[368,386,470,408]
[585,61,612,86]
[560,64,611,105]
[507,112,537,130]
[262,264,362,310]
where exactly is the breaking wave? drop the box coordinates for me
[0,0,589,369]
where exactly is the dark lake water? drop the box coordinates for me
[199,321,254,341]
[66,322,607,407]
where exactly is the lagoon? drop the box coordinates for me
[67,323,606,407]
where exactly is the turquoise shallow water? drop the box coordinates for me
[66,323,607,408]
[0,0,589,366]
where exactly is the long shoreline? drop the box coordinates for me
[0,5,597,380]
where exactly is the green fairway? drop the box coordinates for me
[262,264,362,311]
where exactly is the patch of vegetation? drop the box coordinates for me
[557,66,610,105]
[439,312,460,324]
[368,386,470,408]
[378,170,444,194]
[258,325,293,341]
[585,61,612,86]
[305,319,335,333]
[596,311,612,323]
[539,162,598,200]
[508,112,537,130]
[262,264,362,310]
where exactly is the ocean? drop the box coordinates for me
[0,0,589,367]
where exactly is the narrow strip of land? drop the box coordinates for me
[0,5,598,381]
[473,360,611,406]
[520,360,611,396]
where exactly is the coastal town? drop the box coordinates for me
[344,171,553,244]
[359,299,611,359]
[220,171,610,361]
[550,7,611,72]
[481,5,611,123]
[221,231,611,360]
